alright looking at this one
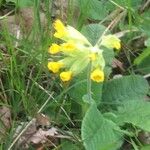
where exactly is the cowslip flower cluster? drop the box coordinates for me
[48,20,121,82]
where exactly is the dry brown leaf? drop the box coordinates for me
[28,127,58,144]
[36,113,51,129]
[14,114,57,149]
[0,106,11,139]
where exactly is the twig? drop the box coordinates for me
[25,67,34,94]
[15,26,21,48]
[0,10,14,20]
[139,0,150,13]
[114,29,137,38]
[109,0,125,10]
[0,78,8,103]
[144,73,150,79]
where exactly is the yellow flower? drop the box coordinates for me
[90,68,104,82]
[53,19,68,38]
[101,35,121,50]
[60,71,72,82]
[48,44,61,54]
[61,41,76,52]
[89,53,97,61]
[48,61,63,73]
[53,19,65,31]
[53,20,91,46]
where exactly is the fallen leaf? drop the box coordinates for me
[29,127,58,144]
[36,113,51,129]
[0,106,11,139]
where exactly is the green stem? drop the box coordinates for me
[87,62,92,102]
[81,62,92,116]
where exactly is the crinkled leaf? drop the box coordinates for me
[78,0,108,20]
[112,0,142,9]
[116,100,150,132]
[102,75,149,104]
[81,24,106,45]
[81,104,123,150]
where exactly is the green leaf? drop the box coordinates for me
[141,145,150,150]
[134,48,150,65]
[81,104,123,150]
[134,48,150,74]
[81,24,106,45]
[112,0,142,9]
[69,78,103,105]
[61,140,82,150]
[136,56,150,74]
[78,0,108,20]
[6,0,34,7]
[138,10,150,36]
[102,75,149,104]
[116,100,150,132]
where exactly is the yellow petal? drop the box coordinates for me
[90,68,104,82]
[60,71,72,82]
[114,41,121,50]
[47,61,63,73]
[48,44,61,54]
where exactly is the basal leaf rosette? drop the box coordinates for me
[48,20,121,83]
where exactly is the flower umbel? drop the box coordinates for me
[48,61,63,73]
[90,68,104,82]
[60,71,72,82]
[48,20,105,82]
[48,19,121,82]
